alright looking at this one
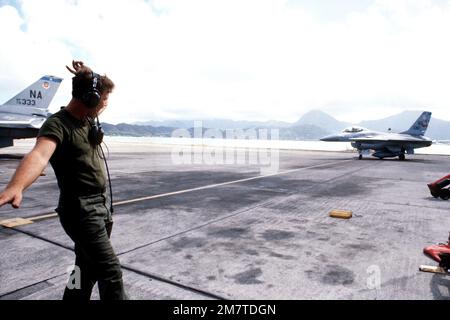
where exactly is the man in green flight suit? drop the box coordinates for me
[0,60,127,300]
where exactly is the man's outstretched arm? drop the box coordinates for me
[0,137,57,208]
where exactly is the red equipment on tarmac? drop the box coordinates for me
[420,244,450,275]
[423,244,450,267]
[421,233,450,275]
[427,174,450,200]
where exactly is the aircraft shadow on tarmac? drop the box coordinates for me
[352,157,438,164]
[316,156,435,163]
[0,154,24,160]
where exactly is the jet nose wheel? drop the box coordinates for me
[358,154,363,160]
[399,154,405,161]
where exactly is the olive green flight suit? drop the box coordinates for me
[38,108,126,300]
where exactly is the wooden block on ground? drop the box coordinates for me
[0,217,34,228]
[329,210,353,219]
[419,265,449,275]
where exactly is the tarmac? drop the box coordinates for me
[0,139,449,300]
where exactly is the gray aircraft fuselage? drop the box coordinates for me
[320,111,433,160]
[0,75,62,148]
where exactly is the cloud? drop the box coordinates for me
[1,0,450,124]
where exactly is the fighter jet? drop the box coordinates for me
[320,111,432,160]
[0,75,62,148]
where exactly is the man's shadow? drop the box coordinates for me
[431,274,450,300]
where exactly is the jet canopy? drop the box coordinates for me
[342,126,368,133]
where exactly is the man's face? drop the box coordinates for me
[99,92,110,109]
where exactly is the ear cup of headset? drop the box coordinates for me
[82,90,101,109]
[82,72,102,109]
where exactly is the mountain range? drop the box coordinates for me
[102,110,450,140]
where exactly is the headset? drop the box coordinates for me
[88,116,104,146]
[82,71,114,213]
[81,71,102,109]
[88,117,114,214]
[79,71,105,146]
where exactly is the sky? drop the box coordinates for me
[1,0,450,124]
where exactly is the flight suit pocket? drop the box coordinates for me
[78,194,108,220]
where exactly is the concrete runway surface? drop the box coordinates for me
[1,140,449,300]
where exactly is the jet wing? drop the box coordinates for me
[349,133,429,143]
[0,113,45,129]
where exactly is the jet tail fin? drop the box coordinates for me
[1,75,63,117]
[401,111,432,136]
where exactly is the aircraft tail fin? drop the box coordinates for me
[401,111,432,136]
[1,75,63,116]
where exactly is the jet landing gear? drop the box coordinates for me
[357,149,369,160]
[398,147,406,161]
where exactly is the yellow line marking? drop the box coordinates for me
[0,218,34,228]
[5,159,352,223]
[114,160,352,206]
[29,213,58,221]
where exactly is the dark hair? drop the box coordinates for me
[66,60,115,100]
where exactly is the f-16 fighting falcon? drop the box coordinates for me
[320,111,432,160]
[0,75,63,148]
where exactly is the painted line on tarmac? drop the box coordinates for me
[114,159,353,206]
[7,159,352,224]
[7,227,226,300]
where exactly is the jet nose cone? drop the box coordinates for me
[320,135,338,142]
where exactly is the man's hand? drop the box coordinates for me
[0,136,57,210]
[0,187,23,209]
